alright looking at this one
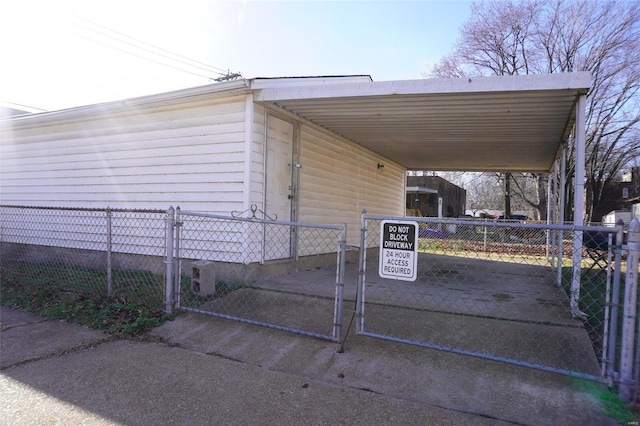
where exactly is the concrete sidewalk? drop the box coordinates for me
[0,305,620,425]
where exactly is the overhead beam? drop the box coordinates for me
[253,72,591,102]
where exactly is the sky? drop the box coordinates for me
[0,0,473,111]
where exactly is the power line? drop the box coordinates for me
[1,101,47,112]
[69,30,215,80]
[68,15,241,81]
[70,15,228,74]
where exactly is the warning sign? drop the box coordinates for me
[379,220,419,281]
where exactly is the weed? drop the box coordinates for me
[560,267,610,357]
[1,261,170,335]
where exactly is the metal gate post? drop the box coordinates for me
[106,208,113,298]
[164,206,175,314]
[332,225,347,341]
[570,229,586,319]
[173,206,182,309]
[483,224,488,252]
[605,220,626,380]
[356,210,367,333]
[620,218,640,401]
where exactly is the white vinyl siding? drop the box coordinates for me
[1,91,406,264]
[0,206,167,260]
[250,104,267,211]
[298,125,405,245]
[0,96,248,213]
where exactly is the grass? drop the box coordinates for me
[417,237,554,266]
[1,261,171,335]
[558,266,619,363]
[0,259,257,335]
[568,378,639,424]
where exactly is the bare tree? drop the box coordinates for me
[429,0,640,221]
[509,173,548,220]
[429,171,538,216]
[466,173,503,213]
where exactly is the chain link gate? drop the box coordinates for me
[356,213,632,382]
[171,208,347,341]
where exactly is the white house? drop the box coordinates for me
[1,73,591,265]
[1,76,407,246]
[602,210,633,227]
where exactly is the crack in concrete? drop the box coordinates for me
[1,319,49,332]
[0,335,116,371]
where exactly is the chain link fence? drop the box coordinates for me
[0,205,169,311]
[357,214,634,382]
[1,205,348,340]
[173,209,347,341]
[4,204,639,398]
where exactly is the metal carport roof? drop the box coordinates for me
[253,73,592,317]
[253,72,591,173]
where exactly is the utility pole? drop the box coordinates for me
[213,70,242,82]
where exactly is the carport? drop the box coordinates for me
[254,71,591,316]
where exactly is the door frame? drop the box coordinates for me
[263,111,300,260]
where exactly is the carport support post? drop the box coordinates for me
[556,146,567,287]
[165,206,175,314]
[620,218,640,402]
[549,158,559,272]
[570,94,586,318]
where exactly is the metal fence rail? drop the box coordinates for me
[0,205,169,311]
[356,213,639,389]
[172,209,347,341]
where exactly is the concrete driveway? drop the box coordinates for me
[1,304,621,425]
